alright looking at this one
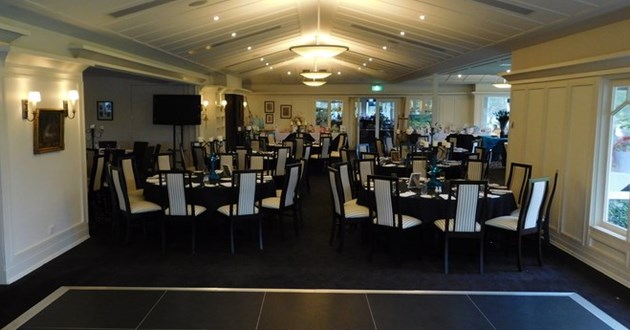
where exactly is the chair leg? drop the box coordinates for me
[191,218,196,254]
[444,236,449,274]
[258,216,264,251]
[161,218,166,252]
[517,236,523,271]
[338,218,345,253]
[537,232,543,267]
[230,221,235,254]
[479,237,484,274]
[293,207,299,236]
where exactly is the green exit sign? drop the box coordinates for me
[371,84,383,92]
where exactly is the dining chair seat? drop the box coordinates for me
[128,189,144,198]
[343,199,370,218]
[261,196,282,209]
[217,204,259,216]
[330,150,341,158]
[373,214,422,229]
[510,209,519,217]
[486,215,519,231]
[434,219,481,232]
[165,204,207,216]
[129,199,162,214]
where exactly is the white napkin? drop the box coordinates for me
[400,191,416,197]
[439,194,449,200]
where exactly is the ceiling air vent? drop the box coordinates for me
[350,24,446,53]
[110,0,175,18]
[472,0,533,15]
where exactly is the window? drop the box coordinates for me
[408,98,432,129]
[315,99,343,132]
[603,84,630,232]
[482,96,510,131]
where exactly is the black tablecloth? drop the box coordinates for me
[356,185,516,223]
[143,180,276,217]
[377,163,463,180]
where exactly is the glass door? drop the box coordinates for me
[357,98,397,150]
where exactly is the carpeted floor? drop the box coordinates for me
[1,167,630,328]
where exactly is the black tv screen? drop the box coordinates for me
[153,94,201,125]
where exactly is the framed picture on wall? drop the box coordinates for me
[264,101,274,113]
[34,109,65,154]
[265,113,274,124]
[97,101,113,121]
[280,104,292,119]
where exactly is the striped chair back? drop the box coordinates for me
[303,144,312,160]
[234,170,259,216]
[337,162,353,202]
[319,136,331,159]
[450,181,487,232]
[280,163,301,207]
[507,162,533,207]
[466,159,487,180]
[110,166,129,213]
[520,178,549,230]
[357,158,375,188]
[165,171,195,216]
[157,153,172,171]
[120,157,139,192]
[275,147,290,176]
[248,154,265,171]
[370,175,398,228]
[328,167,343,217]
[295,138,305,159]
[410,156,427,178]
[89,154,105,192]
[235,147,248,170]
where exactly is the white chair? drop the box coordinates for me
[486,177,549,271]
[410,155,428,178]
[262,163,301,236]
[235,146,248,170]
[160,171,206,253]
[108,165,162,243]
[367,175,423,262]
[310,135,331,170]
[330,133,347,159]
[274,147,290,177]
[328,165,370,252]
[356,158,375,188]
[217,170,263,253]
[248,154,265,171]
[466,159,488,180]
[119,156,144,200]
[219,153,236,176]
[506,162,533,207]
[157,153,172,171]
[434,180,488,273]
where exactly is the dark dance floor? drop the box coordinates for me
[7,287,625,329]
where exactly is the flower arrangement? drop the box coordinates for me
[494,109,510,122]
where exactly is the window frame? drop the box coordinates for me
[593,78,630,239]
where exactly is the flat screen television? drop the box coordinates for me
[153,94,201,125]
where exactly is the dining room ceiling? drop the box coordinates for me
[2,0,630,86]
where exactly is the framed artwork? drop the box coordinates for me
[34,108,65,154]
[265,113,274,124]
[97,101,113,121]
[280,104,292,119]
[264,101,274,113]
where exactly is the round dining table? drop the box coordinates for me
[356,181,516,223]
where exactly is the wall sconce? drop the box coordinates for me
[202,100,209,124]
[22,91,41,122]
[217,99,227,111]
[63,90,79,119]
